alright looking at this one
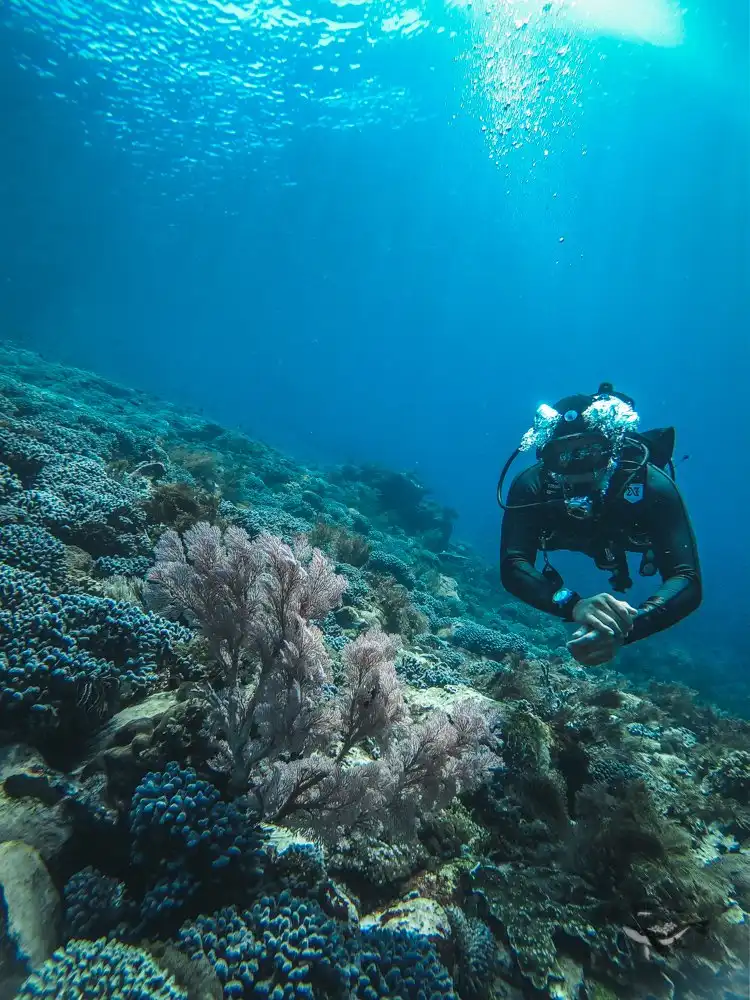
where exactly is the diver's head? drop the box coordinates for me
[518,385,640,517]
[539,393,614,484]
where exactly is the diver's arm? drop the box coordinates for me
[624,470,702,644]
[500,470,578,619]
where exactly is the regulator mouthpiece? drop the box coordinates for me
[564,494,595,519]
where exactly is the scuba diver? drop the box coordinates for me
[498,384,701,666]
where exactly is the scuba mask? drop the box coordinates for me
[538,431,613,477]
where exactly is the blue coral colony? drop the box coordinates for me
[0,342,748,1000]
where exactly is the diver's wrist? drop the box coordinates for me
[552,587,581,621]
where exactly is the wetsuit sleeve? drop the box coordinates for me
[500,469,577,620]
[625,470,702,643]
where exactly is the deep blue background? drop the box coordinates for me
[1,1,748,663]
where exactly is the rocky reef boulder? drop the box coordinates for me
[0,745,72,863]
[0,841,60,1000]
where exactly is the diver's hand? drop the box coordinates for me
[567,627,621,667]
[572,593,638,638]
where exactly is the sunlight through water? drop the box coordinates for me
[4,0,447,184]
[555,0,685,47]
[1,0,680,183]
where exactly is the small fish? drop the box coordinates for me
[622,909,715,961]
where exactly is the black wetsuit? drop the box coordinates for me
[500,462,702,644]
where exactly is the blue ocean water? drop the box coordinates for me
[1,0,748,674]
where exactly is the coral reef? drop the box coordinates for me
[446,906,498,1000]
[0,524,66,585]
[15,938,189,999]
[0,572,191,752]
[357,924,457,1000]
[0,343,748,1000]
[178,890,360,1000]
[62,866,128,939]
[128,762,265,933]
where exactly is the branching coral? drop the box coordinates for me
[15,938,189,999]
[145,480,221,534]
[370,576,428,640]
[146,523,345,688]
[128,762,264,932]
[0,523,66,585]
[366,550,416,588]
[357,924,458,1000]
[145,523,499,838]
[178,890,360,1000]
[307,521,372,568]
[63,866,130,940]
[450,621,521,662]
[28,453,150,555]
[0,573,191,743]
